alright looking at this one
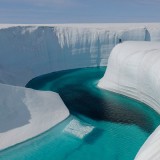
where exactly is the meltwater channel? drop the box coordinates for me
[1,67,160,160]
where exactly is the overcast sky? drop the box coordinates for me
[0,0,160,23]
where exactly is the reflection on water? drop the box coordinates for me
[1,67,160,160]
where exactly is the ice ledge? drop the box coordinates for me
[0,83,69,151]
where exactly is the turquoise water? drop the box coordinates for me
[1,67,160,160]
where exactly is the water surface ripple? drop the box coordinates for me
[1,67,160,160]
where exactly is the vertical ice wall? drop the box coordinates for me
[55,26,146,66]
[0,24,159,86]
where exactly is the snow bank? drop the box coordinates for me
[135,126,160,160]
[98,41,160,114]
[0,23,160,86]
[0,83,69,150]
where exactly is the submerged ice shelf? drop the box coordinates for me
[64,119,94,139]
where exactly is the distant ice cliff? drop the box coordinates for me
[0,23,160,86]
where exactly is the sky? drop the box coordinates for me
[0,0,160,23]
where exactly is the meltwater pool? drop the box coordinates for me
[1,67,160,160]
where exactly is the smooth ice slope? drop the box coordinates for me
[98,41,160,159]
[0,23,160,86]
[135,126,160,160]
[98,41,160,114]
[0,83,69,150]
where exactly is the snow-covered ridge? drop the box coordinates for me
[0,83,69,150]
[0,23,160,86]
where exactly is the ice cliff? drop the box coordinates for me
[0,83,69,150]
[0,23,160,86]
[98,41,160,159]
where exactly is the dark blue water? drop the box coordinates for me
[1,67,160,160]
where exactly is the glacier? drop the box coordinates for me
[64,119,94,139]
[0,23,160,86]
[1,23,160,154]
[0,83,69,150]
[98,41,160,159]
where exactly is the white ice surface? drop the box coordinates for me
[135,126,160,160]
[98,41,160,114]
[98,41,160,160]
[0,23,160,86]
[0,83,69,150]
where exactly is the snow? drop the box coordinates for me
[135,126,160,160]
[0,23,160,86]
[0,83,69,150]
[98,41,160,114]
